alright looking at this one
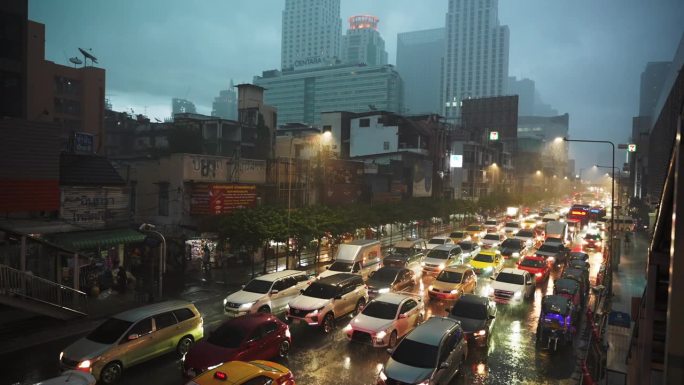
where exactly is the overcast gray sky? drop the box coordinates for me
[29,0,684,171]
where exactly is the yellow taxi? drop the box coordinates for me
[186,360,295,385]
[469,250,504,277]
[522,218,538,230]
[465,224,486,241]
[448,230,471,243]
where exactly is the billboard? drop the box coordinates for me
[450,154,463,168]
[183,155,266,184]
[190,184,257,215]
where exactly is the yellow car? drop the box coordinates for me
[469,250,504,276]
[522,219,538,230]
[186,360,295,385]
[465,224,486,241]
[448,230,471,243]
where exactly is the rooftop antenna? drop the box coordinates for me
[78,48,98,67]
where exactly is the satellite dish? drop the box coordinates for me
[78,48,98,64]
[69,57,83,65]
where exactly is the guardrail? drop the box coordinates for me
[0,264,88,315]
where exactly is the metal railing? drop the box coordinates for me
[0,264,88,315]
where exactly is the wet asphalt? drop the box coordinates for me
[2,233,603,385]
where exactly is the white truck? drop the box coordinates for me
[545,221,568,243]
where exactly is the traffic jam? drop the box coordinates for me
[55,197,614,385]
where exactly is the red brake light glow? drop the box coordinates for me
[214,371,228,380]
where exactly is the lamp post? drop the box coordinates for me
[139,223,166,299]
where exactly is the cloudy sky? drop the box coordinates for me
[29,0,683,171]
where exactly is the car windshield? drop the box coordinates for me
[428,238,445,245]
[86,318,133,344]
[242,279,273,294]
[473,253,494,263]
[485,221,497,226]
[450,301,487,319]
[585,234,600,240]
[207,324,245,348]
[466,225,481,231]
[437,270,463,283]
[501,239,521,248]
[371,268,399,282]
[328,261,353,272]
[302,282,338,299]
[517,230,534,238]
[495,272,524,285]
[391,339,438,369]
[391,247,412,257]
[520,258,546,268]
[538,244,559,253]
[450,231,465,238]
[426,249,450,259]
[458,242,474,251]
[483,234,500,241]
[505,222,519,228]
[361,301,399,320]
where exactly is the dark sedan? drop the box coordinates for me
[499,238,526,259]
[446,294,496,347]
[534,243,568,265]
[182,313,291,378]
[366,267,415,297]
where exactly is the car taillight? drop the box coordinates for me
[214,371,228,381]
[276,372,295,385]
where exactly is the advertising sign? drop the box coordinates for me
[183,155,266,184]
[450,154,463,168]
[60,186,129,228]
[191,184,257,215]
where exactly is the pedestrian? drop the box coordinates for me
[117,264,128,294]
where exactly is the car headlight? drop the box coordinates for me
[378,288,390,294]
[438,263,445,269]
[421,261,426,266]
[475,329,487,336]
[375,330,387,340]
[535,272,542,277]
[309,309,319,316]
[239,302,255,310]
[223,298,228,306]
[512,252,520,258]
[343,324,353,332]
[450,289,460,295]
[78,359,91,369]
[513,291,522,299]
[59,352,64,361]
[379,370,388,381]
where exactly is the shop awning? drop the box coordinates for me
[50,228,147,250]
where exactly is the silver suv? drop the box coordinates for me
[379,317,468,385]
[287,273,368,333]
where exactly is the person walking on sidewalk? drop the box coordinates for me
[117,264,128,294]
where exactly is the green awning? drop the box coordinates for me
[50,228,147,250]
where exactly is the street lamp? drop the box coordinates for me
[139,223,166,299]
[596,164,624,216]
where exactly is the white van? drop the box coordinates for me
[319,239,382,280]
[222,270,311,317]
[542,213,560,223]
[545,221,568,243]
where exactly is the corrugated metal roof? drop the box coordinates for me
[60,153,125,186]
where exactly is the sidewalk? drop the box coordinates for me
[605,232,649,380]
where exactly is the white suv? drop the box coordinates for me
[487,268,535,304]
[223,270,311,317]
[287,273,368,333]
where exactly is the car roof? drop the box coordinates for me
[478,249,498,256]
[394,239,425,247]
[499,268,526,275]
[522,255,546,260]
[373,292,414,305]
[406,317,459,346]
[114,300,195,322]
[376,266,404,274]
[252,269,306,282]
[218,313,278,332]
[346,239,381,246]
[431,244,459,251]
[429,235,451,240]
[192,360,277,385]
[458,293,489,305]
[443,265,472,273]
[316,272,361,286]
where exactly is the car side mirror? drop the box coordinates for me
[270,290,279,295]
[127,333,140,341]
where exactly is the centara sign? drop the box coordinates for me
[294,56,323,68]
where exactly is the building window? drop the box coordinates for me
[158,183,169,216]
[383,141,390,150]
[359,118,370,127]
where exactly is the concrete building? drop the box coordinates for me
[26,21,106,153]
[281,0,341,71]
[508,76,558,117]
[0,0,28,119]
[172,98,197,116]
[639,61,671,121]
[341,15,388,66]
[254,64,402,127]
[211,81,238,120]
[396,28,444,115]
[442,0,510,120]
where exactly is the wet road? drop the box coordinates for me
[3,233,603,385]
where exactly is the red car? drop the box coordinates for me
[582,233,603,250]
[516,256,551,283]
[182,313,291,378]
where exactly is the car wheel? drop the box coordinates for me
[278,339,291,357]
[177,335,194,356]
[100,362,123,385]
[322,313,335,334]
[258,305,271,313]
[388,330,398,348]
[354,299,366,316]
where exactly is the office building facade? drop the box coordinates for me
[254,64,403,126]
[341,15,388,66]
[396,28,444,115]
[211,81,238,120]
[442,0,509,120]
[281,0,342,71]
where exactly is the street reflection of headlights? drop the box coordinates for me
[378,288,390,294]
[513,291,522,299]
[375,331,387,340]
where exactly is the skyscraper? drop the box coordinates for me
[341,15,388,66]
[442,0,509,120]
[396,28,444,114]
[281,0,342,71]
[211,80,238,120]
[172,98,196,116]
[639,61,671,120]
